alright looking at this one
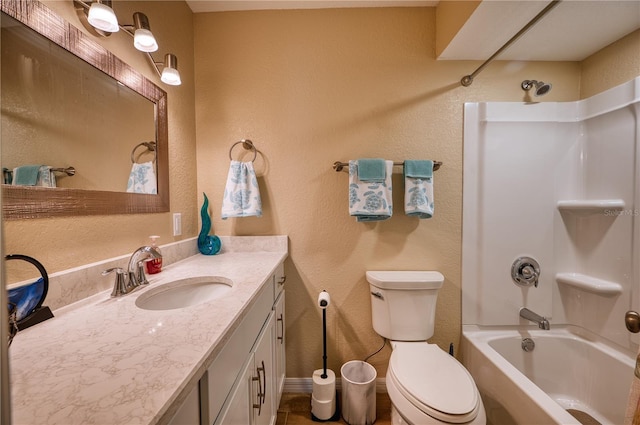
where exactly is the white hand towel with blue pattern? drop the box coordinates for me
[126,161,157,194]
[36,166,57,188]
[404,160,433,219]
[221,160,262,219]
[348,159,393,222]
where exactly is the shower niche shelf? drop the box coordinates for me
[556,199,625,216]
[555,272,622,296]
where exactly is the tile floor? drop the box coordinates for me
[276,392,392,425]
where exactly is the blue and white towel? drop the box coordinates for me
[221,160,262,219]
[348,159,393,222]
[404,160,433,219]
[126,161,157,194]
[12,165,57,187]
[36,166,56,188]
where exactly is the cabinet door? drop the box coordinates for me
[253,312,276,425]
[273,291,285,408]
[168,383,200,425]
[215,355,253,425]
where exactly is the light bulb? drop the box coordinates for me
[161,67,181,86]
[87,2,119,33]
[134,28,158,52]
[161,54,181,86]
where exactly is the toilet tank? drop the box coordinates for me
[366,271,444,341]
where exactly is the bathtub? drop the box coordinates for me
[461,325,635,425]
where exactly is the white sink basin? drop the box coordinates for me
[135,276,233,310]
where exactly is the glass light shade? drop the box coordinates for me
[134,28,158,52]
[87,2,119,33]
[161,67,181,86]
[161,54,181,86]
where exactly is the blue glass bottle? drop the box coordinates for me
[198,193,222,255]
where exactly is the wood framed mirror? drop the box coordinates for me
[1,0,169,219]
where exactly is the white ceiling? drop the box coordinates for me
[185,0,438,13]
[439,1,640,61]
[185,0,640,61]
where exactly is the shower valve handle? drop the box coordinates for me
[511,257,540,288]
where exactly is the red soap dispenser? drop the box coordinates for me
[146,235,163,274]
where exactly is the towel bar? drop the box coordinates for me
[3,166,75,182]
[51,167,76,176]
[332,160,442,172]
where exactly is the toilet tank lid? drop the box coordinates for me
[366,271,444,290]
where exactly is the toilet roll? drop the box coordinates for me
[318,291,330,309]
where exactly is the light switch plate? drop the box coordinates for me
[173,213,182,236]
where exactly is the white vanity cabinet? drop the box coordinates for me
[273,289,285,408]
[168,384,201,425]
[216,313,276,425]
[166,262,286,425]
[203,263,285,425]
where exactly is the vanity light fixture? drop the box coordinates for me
[155,54,182,86]
[86,0,119,33]
[123,12,158,53]
[73,0,181,86]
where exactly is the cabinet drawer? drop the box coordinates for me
[207,281,274,423]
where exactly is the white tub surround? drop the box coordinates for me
[8,236,287,425]
[462,76,640,350]
[462,76,640,424]
[462,325,634,425]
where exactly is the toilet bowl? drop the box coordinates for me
[366,271,486,425]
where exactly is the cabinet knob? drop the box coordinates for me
[626,310,640,333]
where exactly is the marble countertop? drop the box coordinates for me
[9,237,288,425]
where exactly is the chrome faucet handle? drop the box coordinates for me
[103,267,132,297]
[135,261,149,286]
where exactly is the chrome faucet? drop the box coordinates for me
[519,307,550,330]
[102,246,161,297]
[127,246,162,287]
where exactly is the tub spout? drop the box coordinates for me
[519,307,550,330]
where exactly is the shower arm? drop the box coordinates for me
[460,0,561,87]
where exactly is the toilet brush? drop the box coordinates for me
[311,290,339,421]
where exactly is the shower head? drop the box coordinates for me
[522,80,552,96]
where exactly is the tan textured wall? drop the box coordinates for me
[193,7,580,378]
[580,29,640,99]
[3,1,198,272]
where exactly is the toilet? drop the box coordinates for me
[366,271,486,425]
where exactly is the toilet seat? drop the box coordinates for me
[388,343,480,423]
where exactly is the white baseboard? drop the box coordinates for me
[283,377,387,394]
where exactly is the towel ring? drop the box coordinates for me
[229,139,257,162]
[131,141,157,164]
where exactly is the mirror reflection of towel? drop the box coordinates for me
[12,165,57,187]
[36,166,56,188]
[126,161,157,194]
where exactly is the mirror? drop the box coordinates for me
[0,0,169,219]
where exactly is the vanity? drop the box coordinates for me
[8,237,287,425]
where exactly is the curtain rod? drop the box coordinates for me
[460,0,561,87]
